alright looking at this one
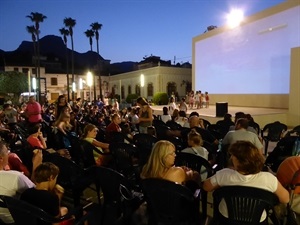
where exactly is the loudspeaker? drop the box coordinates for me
[216,102,228,117]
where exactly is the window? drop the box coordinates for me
[128,85,131,94]
[135,85,141,96]
[13,68,18,72]
[22,68,29,74]
[121,86,125,99]
[32,68,36,75]
[51,78,58,85]
[167,82,177,97]
[147,83,153,97]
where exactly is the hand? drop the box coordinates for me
[32,149,43,167]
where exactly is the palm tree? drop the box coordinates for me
[84,29,94,51]
[91,22,103,100]
[26,25,37,81]
[59,27,70,101]
[63,17,76,100]
[26,12,47,102]
[90,22,102,53]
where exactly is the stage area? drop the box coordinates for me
[151,105,289,128]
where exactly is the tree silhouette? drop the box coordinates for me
[26,12,47,102]
[59,27,70,101]
[91,22,103,100]
[63,17,76,100]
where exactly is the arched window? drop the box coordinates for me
[121,86,125,99]
[128,85,131,94]
[167,82,177,97]
[147,83,153,97]
[135,84,141,96]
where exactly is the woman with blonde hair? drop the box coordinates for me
[140,140,199,185]
[54,106,72,136]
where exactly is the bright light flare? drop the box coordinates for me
[227,9,244,28]
[86,71,93,87]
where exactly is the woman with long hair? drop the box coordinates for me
[141,140,199,185]
[81,123,110,166]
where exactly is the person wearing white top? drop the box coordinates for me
[0,141,37,224]
[168,97,177,116]
[161,107,172,123]
[203,141,289,222]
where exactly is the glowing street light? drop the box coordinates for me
[32,77,37,91]
[86,71,93,102]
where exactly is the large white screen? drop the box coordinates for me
[195,5,300,94]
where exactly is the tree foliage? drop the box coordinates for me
[0,71,29,94]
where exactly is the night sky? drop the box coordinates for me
[0,0,285,63]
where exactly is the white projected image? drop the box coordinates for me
[194,6,300,94]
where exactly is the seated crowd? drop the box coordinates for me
[0,94,299,224]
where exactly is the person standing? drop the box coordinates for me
[24,96,42,126]
[137,97,153,134]
[1,102,19,130]
[168,96,177,116]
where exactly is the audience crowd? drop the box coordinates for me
[0,93,299,224]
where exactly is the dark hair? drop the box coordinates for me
[178,110,186,117]
[147,126,156,137]
[162,106,169,115]
[228,141,265,175]
[236,118,249,129]
[28,123,42,135]
[189,111,199,118]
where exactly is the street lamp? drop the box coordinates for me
[86,71,93,102]
[32,77,37,92]
[140,74,144,97]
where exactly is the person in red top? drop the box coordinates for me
[27,123,47,150]
[24,96,42,125]
[105,113,122,143]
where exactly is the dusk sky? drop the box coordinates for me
[0,0,285,64]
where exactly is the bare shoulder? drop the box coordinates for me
[165,167,186,184]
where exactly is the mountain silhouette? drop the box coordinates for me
[0,35,138,75]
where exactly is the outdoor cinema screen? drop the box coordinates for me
[194,5,300,94]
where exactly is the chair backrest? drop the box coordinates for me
[265,136,298,172]
[175,152,213,180]
[109,142,138,178]
[166,120,182,130]
[94,166,129,205]
[43,153,85,188]
[0,195,66,225]
[132,133,157,167]
[212,186,279,225]
[141,178,199,225]
[263,121,287,141]
[79,140,98,168]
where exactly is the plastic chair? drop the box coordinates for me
[141,178,200,225]
[132,133,157,168]
[212,186,279,225]
[166,120,182,130]
[175,152,214,219]
[109,142,140,184]
[43,153,101,206]
[0,195,89,225]
[262,121,287,155]
[93,166,141,225]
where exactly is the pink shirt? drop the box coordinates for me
[25,102,42,123]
